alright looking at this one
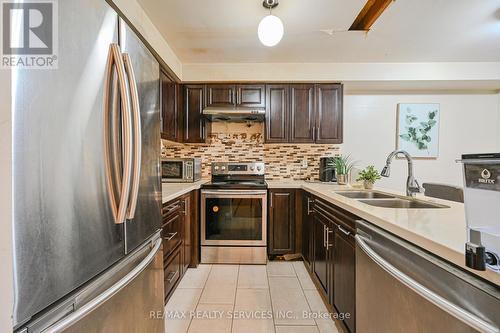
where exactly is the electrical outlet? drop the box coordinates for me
[302,159,308,168]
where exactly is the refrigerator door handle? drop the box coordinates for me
[103,43,133,225]
[43,238,162,333]
[355,234,499,333]
[123,53,142,220]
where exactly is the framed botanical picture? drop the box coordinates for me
[396,103,440,158]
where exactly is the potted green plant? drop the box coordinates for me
[334,155,356,185]
[356,165,382,189]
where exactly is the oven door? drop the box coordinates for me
[201,190,267,246]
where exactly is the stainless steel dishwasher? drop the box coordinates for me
[355,220,500,333]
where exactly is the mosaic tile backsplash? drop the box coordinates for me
[161,123,340,180]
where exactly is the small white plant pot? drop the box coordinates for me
[363,181,374,190]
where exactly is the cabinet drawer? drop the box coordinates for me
[314,198,356,231]
[163,199,181,218]
[162,213,182,257]
[164,247,182,301]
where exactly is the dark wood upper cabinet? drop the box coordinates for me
[265,84,289,143]
[160,70,181,142]
[206,84,265,108]
[237,84,265,107]
[175,82,342,145]
[268,189,295,255]
[290,84,315,143]
[205,84,236,107]
[315,84,343,144]
[183,85,206,143]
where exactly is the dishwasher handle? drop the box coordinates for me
[355,234,499,333]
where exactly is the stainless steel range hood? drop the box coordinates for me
[202,106,266,122]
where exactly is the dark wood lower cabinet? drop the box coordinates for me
[312,212,331,294]
[163,246,182,303]
[268,189,296,255]
[304,193,357,333]
[162,190,198,304]
[301,192,313,269]
[180,192,191,275]
[190,190,200,267]
[334,227,356,333]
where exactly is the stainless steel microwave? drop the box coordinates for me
[161,158,202,183]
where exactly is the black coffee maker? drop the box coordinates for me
[319,157,336,182]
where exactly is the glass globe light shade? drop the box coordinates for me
[257,15,284,47]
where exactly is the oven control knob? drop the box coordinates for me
[221,166,226,171]
[214,166,219,171]
[256,166,262,172]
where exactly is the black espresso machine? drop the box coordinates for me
[319,157,337,182]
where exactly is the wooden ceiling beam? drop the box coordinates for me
[349,0,394,31]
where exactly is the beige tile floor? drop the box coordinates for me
[165,261,342,333]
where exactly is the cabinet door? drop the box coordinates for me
[164,246,182,304]
[189,190,200,267]
[301,192,313,269]
[268,189,295,255]
[181,193,191,274]
[237,84,265,107]
[160,70,181,142]
[313,213,329,295]
[315,84,343,144]
[334,228,356,333]
[162,212,182,258]
[206,84,236,107]
[265,84,289,143]
[290,84,315,143]
[183,85,206,143]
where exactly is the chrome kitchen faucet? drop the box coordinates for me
[381,150,424,197]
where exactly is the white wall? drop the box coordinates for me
[497,93,500,146]
[343,92,500,192]
[0,70,13,331]
[182,62,500,84]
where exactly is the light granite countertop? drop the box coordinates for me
[269,180,499,286]
[162,180,209,204]
[162,179,498,285]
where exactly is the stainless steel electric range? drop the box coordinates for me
[201,162,268,264]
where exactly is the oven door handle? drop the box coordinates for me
[201,190,268,196]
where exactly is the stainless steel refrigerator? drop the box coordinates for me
[12,0,164,331]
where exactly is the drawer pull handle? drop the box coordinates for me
[338,225,351,236]
[164,204,180,213]
[166,270,179,283]
[307,198,314,215]
[326,227,333,250]
[164,232,178,241]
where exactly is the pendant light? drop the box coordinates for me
[258,0,284,47]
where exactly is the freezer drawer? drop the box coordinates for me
[21,234,164,333]
[355,221,500,333]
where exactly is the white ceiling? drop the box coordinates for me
[137,0,500,63]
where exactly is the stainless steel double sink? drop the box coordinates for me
[334,191,449,209]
